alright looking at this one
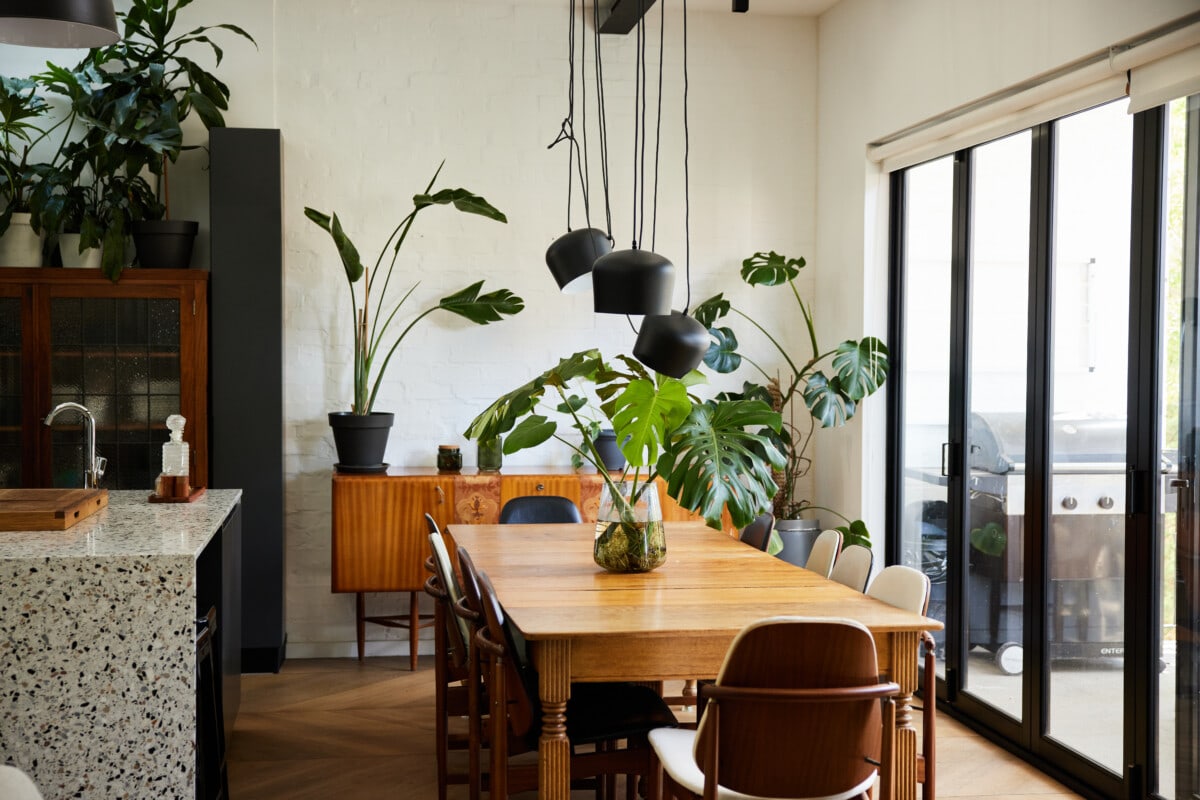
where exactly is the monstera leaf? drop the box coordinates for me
[832,337,889,401]
[740,250,806,286]
[658,399,785,530]
[604,377,692,468]
[803,372,857,428]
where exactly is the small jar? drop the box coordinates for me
[437,445,462,473]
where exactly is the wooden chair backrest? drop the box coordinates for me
[693,616,892,798]
[804,529,842,577]
[829,544,874,592]
[427,532,470,669]
[473,570,540,743]
[738,512,775,552]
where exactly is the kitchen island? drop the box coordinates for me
[0,489,242,800]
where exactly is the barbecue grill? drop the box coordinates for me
[959,411,1170,674]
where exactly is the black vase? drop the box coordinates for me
[132,219,199,268]
[329,411,394,471]
[594,429,627,471]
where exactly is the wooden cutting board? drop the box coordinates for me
[0,489,109,531]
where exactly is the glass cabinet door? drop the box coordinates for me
[0,290,22,488]
[48,296,184,490]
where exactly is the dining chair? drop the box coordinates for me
[649,616,900,800]
[804,529,842,577]
[471,566,677,799]
[738,511,775,552]
[829,543,874,592]
[498,494,583,524]
[866,564,936,800]
[424,516,479,800]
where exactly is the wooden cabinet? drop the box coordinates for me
[331,467,730,661]
[0,268,209,490]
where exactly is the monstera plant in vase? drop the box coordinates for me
[307,164,523,472]
[695,250,890,557]
[465,350,784,573]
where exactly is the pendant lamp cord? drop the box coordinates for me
[651,0,665,252]
[593,1,614,241]
[682,0,692,314]
[630,0,643,249]
[547,0,593,232]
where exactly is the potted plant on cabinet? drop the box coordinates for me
[75,0,255,271]
[306,163,524,471]
[0,76,55,266]
[464,349,785,573]
[31,63,161,274]
[694,250,890,555]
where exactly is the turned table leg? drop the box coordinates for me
[534,639,571,800]
[888,630,921,800]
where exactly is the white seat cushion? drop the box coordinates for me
[0,766,43,800]
[648,727,877,800]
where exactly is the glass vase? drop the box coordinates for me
[593,480,666,573]
[477,437,503,473]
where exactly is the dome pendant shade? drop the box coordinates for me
[546,227,611,293]
[0,0,118,47]
[592,248,675,315]
[634,311,709,378]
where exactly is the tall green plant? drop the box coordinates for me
[464,349,785,531]
[694,251,889,547]
[0,76,58,235]
[305,164,524,414]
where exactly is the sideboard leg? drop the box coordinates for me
[409,591,420,671]
[356,592,366,661]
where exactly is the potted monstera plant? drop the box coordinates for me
[306,163,524,471]
[464,349,785,573]
[694,251,890,556]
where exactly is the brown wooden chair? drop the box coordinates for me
[866,565,936,800]
[649,616,899,800]
[498,494,583,524]
[738,511,775,552]
[460,547,677,799]
[424,514,481,800]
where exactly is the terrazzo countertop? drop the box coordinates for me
[0,488,242,800]
[0,489,242,560]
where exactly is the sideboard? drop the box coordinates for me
[331,466,728,664]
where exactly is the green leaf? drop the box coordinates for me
[412,188,508,223]
[329,213,365,283]
[803,372,856,428]
[503,415,556,453]
[658,400,785,530]
[185,90,224,129]
[836,519,872,549]
[437,281,524,324]
[692,293,729,328]
[703,326,740,374]
[606,378,691,468]
[740,250,806,286]
[831,337,890,401]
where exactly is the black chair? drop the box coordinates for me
[738,511,775,552]
[498,495,582,524]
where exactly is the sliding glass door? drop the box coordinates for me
[889,94,1200,799]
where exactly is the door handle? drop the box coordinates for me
[941,443,950,478]
[1169,478,1191,489]
[435,485,445,504]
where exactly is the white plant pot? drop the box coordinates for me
[0,212,43,267]
[59,233,103,269]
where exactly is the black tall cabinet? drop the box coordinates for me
[210,128,286,672]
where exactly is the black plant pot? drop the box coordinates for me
[594,428,627,472]
[329,411,394,472]
[132,219,199,268]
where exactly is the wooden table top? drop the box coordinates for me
[448,522,942,641]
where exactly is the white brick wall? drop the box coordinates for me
[1,0,818,658]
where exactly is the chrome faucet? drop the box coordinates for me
[44,402,107,489]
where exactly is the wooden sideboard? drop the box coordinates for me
[331,466,725,664]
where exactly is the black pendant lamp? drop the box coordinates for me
[547,227,611,293]
[0,0,118,48]
[634,310,708,378]
[630,0,706,378]
[592,247,674,315]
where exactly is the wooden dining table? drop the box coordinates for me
[448,521,942,800]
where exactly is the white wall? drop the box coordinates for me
[814,0,1200,543]
[7,0,810,656]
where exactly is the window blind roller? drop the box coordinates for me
[870,14,1200,173]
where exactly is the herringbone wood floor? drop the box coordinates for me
[227,656,1083,800]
